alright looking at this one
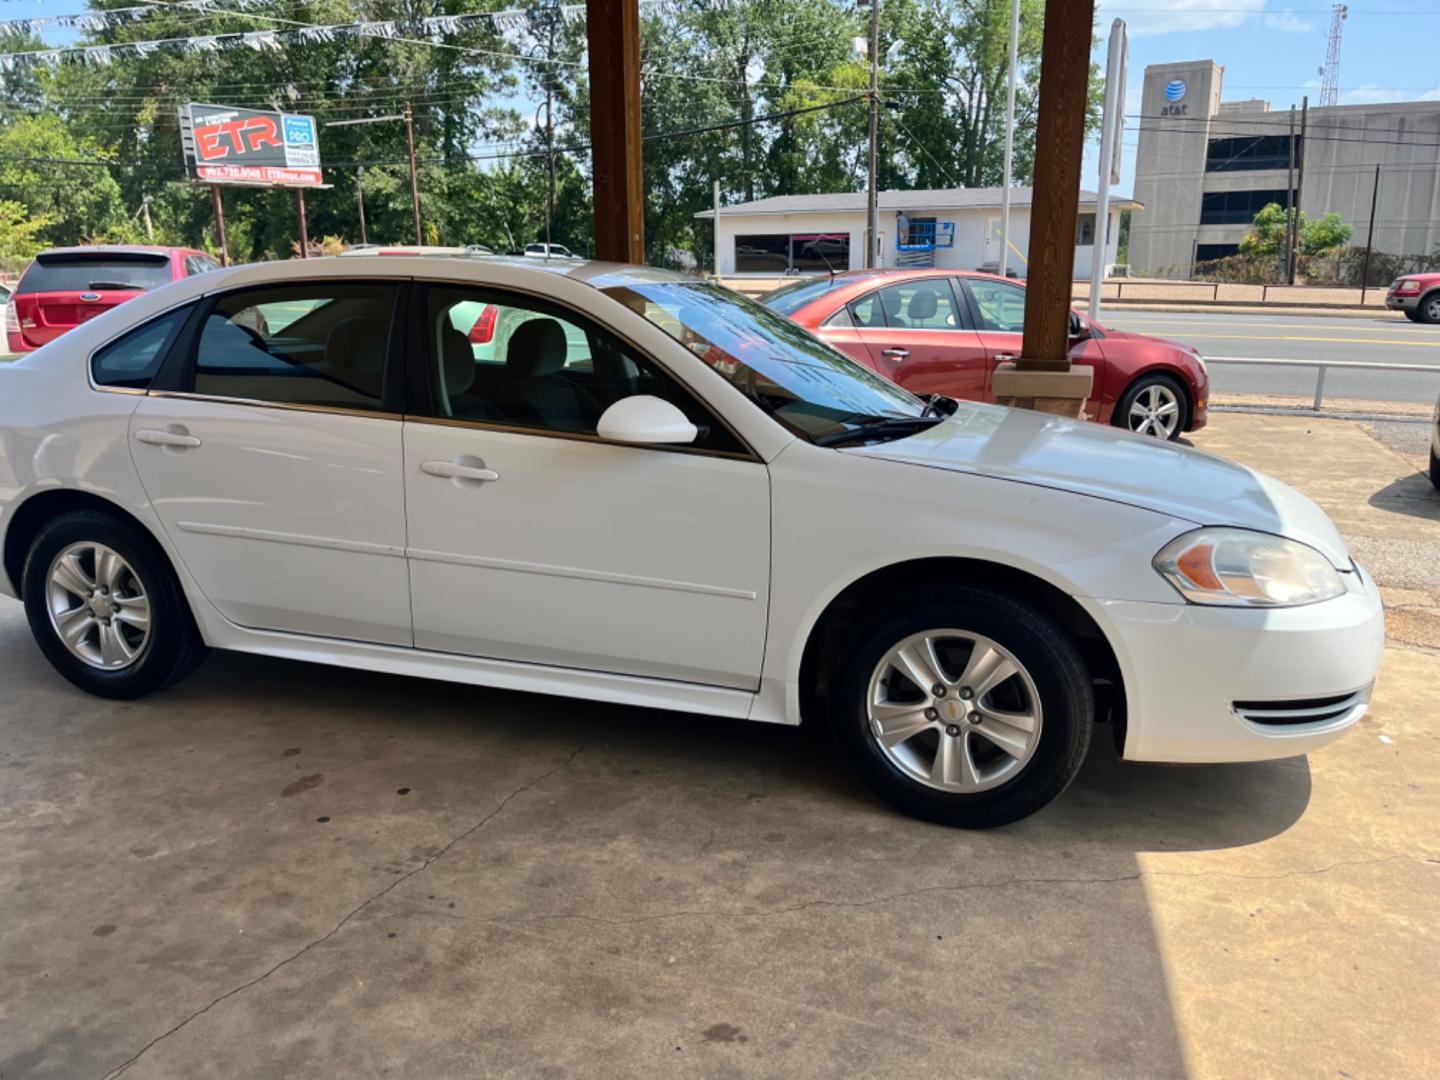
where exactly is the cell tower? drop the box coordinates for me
[1318,3,1348,108]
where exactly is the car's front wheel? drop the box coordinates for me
[22,510,207,698]
[1114,373,1189,440]
[825,584,1094,827]
[1419,293,1440,325]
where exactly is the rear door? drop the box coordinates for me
[849,279,990,400]
[12,251,173,348]
[960,277,1106,406]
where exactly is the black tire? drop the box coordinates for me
[22,510,207,699]
[1403,308,1423,323]
[825,584,1093,828]
[1430,446,1440,490]
[1112,372,1190,441]
[1418,292,1440,325]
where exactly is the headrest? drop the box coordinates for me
[506,318,570,378]
[907,287,941,321]
[439,322,475,398]
[325,318,387,396]
[880,289,905,318]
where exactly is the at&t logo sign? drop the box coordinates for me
[1161,78,1188,116]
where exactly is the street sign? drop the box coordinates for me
[179,103,323,187]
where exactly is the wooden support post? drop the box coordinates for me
[210,184,228,267]
[295,188,309,259]
[586,0,645,263]
[993,0,1095,418]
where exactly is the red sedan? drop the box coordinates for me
[764,269,1209,440]
[5,245,219,354]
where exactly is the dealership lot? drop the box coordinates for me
[2,412,1438,1079]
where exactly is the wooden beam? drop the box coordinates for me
[587,0,645,263]
[1019,0,1096,371]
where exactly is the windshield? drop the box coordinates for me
[601,279,928,444]
[761,276,849,316]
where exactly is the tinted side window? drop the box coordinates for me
[91,307,190,390]
[967,280,1027,333]
[875,281,962,330]
[192,283,397,410]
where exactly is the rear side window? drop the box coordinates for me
[91,307,190,390]
[21,254,172,293]
[191,283,399,410]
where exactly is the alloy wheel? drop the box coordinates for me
[866,630,1043,794]
[1127,383,1182,438]
[46,542,152,670]
[1427,296,1440,323]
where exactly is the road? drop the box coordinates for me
[1099,309,1440,407]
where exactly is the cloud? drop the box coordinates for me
[1339,85,1440,106]
[1099,0,1312,38]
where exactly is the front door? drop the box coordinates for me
[850,278,990,401]
[129,280,413,645]
[402,285,770,689]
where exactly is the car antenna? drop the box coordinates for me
[816,245,838,282]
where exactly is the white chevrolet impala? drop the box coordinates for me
[0,257,1384,826]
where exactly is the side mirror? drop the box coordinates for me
[597,395,699,446]
[1068,312,1091,340]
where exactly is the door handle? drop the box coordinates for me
[135,428,202,449]
[422,460,500,484]
[993,353,1020,364]
[880,347,909,360]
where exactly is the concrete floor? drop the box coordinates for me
[2,414,1439,1079]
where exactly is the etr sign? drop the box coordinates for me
[180,103,323,187]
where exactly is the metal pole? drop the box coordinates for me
[356,166,368,246]
[1360,163,1380,304]
[1290,104,1301,283]
[713,178,721,276]
[295,188,308,258]
[998,0,1021,278]
[1088,19,1124,322]
[404,102,422,246]
[865,0,880,268]
[141,196,154,242]
[545,15,556,256]
[210,185,228,266]
[1290,96,1308,285]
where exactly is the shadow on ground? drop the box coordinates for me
[0,604,1312,1079]
[1369,470,1440,521]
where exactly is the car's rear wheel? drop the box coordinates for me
[825,584,1093,827]
[22,510,207,698]
[1114,373,1188,440]
[1419,293,1440,325]
[1430,446,1440,490]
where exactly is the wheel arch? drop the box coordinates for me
[796,556,1128,751]
[1419,288,1440,321]
[1113,365,1196,431]
[4,489,172,601]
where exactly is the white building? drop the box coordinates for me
[696,187,1139,280]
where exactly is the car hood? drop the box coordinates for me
[848,402,1351,567]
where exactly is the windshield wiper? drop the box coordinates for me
[87,280,142,290]
[814,414,943,448]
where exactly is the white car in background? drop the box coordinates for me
[0,257,1384,826]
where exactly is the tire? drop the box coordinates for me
[1430,446,1440,490]
[1113,372,1189,441]
[1419,293,1440,325]
[22,510,207,699]
[825,584,1094,828]
[1403,308,1423,323]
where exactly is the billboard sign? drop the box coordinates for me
[179,103,323,187]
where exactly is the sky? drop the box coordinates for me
[5,0,1439,200]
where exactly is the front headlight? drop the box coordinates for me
[1154,527,1345,607]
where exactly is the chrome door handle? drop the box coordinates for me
[993,353,1020,363]
[422,460,500,483]
[880,347,909,360]
[135,428,202,449]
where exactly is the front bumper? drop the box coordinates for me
[1080,564,1384,763]
[1386,292,1418,311]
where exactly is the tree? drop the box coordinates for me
[1240,203,1353,262]
[0,116,130,246]
[1300,212,1353,258]
[0,200,52,275]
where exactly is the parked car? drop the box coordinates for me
[0,257,1382,827]
[1385,273,1440,323]
[4,246,218,353]
[341,244,494,257]
[1431,392,1440,489]
[0,282,11,352]
[524,243,577,259]
[764,269,1210,441]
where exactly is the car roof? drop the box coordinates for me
[34,245,193,258]
[780,267,1022,314]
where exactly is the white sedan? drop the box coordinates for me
[0,256,1384,826]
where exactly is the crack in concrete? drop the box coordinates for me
[412,852,1428,930]
[98,732,605,1080]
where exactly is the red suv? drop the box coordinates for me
[4,246,219,353]
[1386,273,1440,323]
[764,269,1209,440]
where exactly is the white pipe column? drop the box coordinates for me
[997,0,1020,277]
[1088,19,1126,322]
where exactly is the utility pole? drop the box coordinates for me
[141,196,154,242]
[1360,163,1381,304]
[865,0,880,268]
[356,166,368,246]
[998,0,1020,277]
[713,179,721,276]
[210,185,228,266]
[545,11,557,256]
[404,101,422,246]
[1285,106,1297,283]
[1290,95,1308,285]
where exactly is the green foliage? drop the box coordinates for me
[0,0,1102,265]
[0,199,52,275]
[1239,203,1354,263]
[1300,211,1352,258]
